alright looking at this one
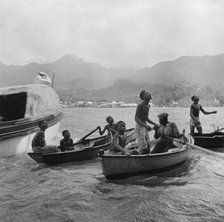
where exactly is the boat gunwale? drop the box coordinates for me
[0,112,63,141]
[42,140,111,157]
[0,112,63,129]
[193,135,224,139]
[101,146,191,159]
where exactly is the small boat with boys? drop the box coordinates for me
[28,128,135,165]
[100,135,194,180]
[28,135,110,165]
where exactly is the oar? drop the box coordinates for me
[210,127,224,134]
[171,137,224,159]
[73,128,99,145]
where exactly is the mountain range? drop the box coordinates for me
[1,53,224,93]
[0,55,118,89]
[129,54,224,90]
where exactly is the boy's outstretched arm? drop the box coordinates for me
[200,106,217,115]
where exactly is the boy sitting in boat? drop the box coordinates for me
[32,120,61,154]
[151,113,181,154]
[190,95,217,135]
[97,116,117,139]
[109,121,138,156]
[59,130,74,152]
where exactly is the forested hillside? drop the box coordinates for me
[58,80,224,106]
[1,54,224,106]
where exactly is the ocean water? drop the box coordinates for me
[1,107,224,222]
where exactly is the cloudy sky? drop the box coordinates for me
[0,0,224,68]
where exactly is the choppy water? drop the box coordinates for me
[1,107,224,222]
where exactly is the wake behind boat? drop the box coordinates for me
[100,135,194,180]
[0,73,63,157]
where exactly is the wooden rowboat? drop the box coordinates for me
[28,128,135,165]
[28,135,110,165]
[192,132,224,149]
[100,136,194,180]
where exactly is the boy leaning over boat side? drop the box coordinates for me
[190,95,217,135]
[59,130,74,152]
[134,90,158,154]
[32,120,61,154]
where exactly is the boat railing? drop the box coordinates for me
[0,112,63,141]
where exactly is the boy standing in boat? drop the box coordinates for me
[134,90,158,154]
[59,130,74,152]
[97,116,117,139]
[190,95,217,135]
[32,120,61,154]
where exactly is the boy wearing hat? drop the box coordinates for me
[151,113,180,154]
[134,90,158,154]
[190,95,217,135]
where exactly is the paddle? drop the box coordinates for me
[170,136,224,159]
[73,127,99,145]
[210,127,224,134]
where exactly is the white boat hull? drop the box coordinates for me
[0,83,63,158]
